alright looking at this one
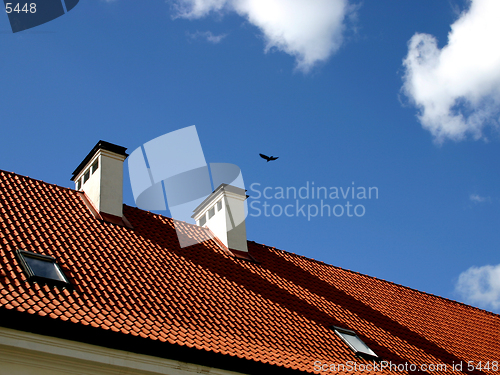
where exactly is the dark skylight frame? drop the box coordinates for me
[16,250,70,288]
[333,326,378,359]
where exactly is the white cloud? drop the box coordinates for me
[188,31,228,43]
[469,193,491,203]
[456,264,500,310]
[173,0,229,18]
[402,0,500,142]
[172,0,351,72]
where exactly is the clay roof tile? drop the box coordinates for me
[0,169,499,373]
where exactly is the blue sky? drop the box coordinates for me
[1,0,500,313]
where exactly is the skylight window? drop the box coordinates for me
[208,206,215,219]
[17,250,70,287]
[333,326,377,359]
[217,200,222,211]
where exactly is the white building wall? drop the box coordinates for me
[0,326,243,375]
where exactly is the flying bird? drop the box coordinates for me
[260,153,279,162]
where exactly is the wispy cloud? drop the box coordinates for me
[455,264,500,311]
[401,0,500,143]
[469,193,491,203]
[172,0,353,72]
[188,31,228,44]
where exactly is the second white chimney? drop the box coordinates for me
[192,184,248,252]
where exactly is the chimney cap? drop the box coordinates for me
[71,140,128,181]
[192,183,246,217]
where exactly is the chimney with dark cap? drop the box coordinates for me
[71,141,128,219]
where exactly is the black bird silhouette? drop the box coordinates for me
[260,153,279,162]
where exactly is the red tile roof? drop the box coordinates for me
[1,169,499,374]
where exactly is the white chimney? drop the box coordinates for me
[192,184,248,252]
[71,141,128,218]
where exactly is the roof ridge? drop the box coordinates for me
[123,204,193,229]
[251,241,500,318]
